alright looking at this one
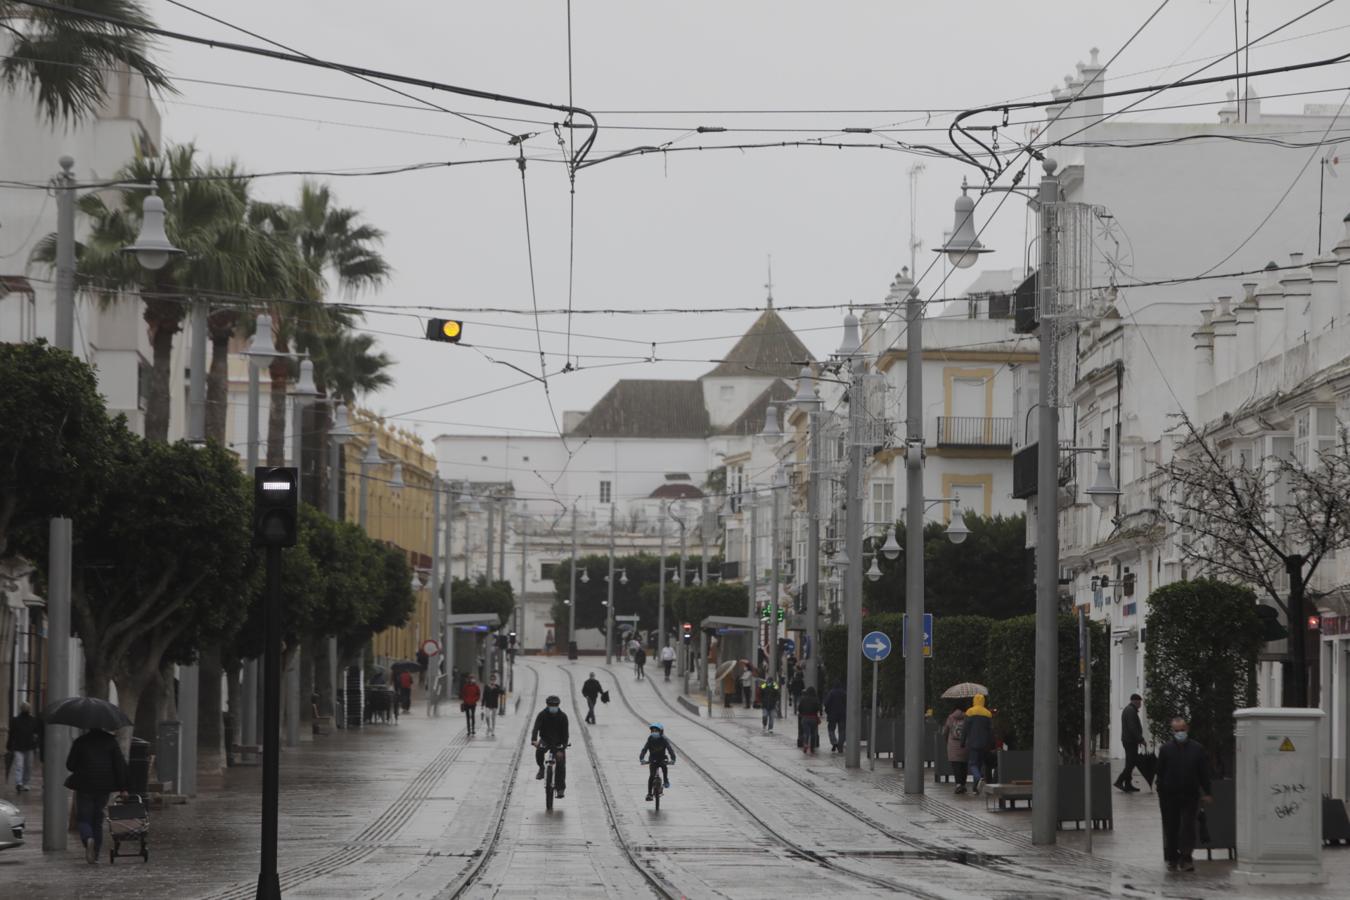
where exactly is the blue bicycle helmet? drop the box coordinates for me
[649,722,664,733]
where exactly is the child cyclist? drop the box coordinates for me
[639,722,677,801]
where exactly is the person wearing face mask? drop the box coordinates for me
[531,694,570,798]
[1155,715,1212,872]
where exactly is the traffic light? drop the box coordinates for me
[682,622,693,644]
[253,467,298,548]
[760,605,769,622]
[1307,614,1321,632]
[425,318,463,343]
[1256,604,1289,642]
[777,607,785,623]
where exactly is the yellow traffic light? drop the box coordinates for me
[426,318,464,343]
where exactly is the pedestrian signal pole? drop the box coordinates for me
[254,468,298,900]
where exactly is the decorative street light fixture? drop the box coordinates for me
[935,179,992,269]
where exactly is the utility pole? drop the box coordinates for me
[567,505,579,660]
[902,271,926,795]
[657,502,668,654]
[498,499,507,583]
[1032,159,1062,845]
[700,498,710,585]
[486,494,495,585]
[770,471,783,689]
[515,514,526,693]
[748,500,759,622]
[843,313,865,769]
[429,477,441,688]
[42,517,71,851]
[54,156,75,353]
[325,415,342,722]
[805,406,822,693]
[242,358,261,745]
[606,503,616,665]
[442,487,455,703]
[180,274,211,793]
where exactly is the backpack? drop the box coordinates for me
[952,718,967,742]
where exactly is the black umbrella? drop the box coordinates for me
[44,696,132,732]
[389,660,422,674]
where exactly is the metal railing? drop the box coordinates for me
[936,416,1013,449]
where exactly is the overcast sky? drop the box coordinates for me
[145,0,1350,440]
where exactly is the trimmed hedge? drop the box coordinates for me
[819,611,1108,757]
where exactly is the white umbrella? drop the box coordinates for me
[940,682,989,700]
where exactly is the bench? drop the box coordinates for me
[231,744,261,765]
[985,781,1033,810]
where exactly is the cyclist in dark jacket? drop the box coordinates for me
[639,722,677,799]
[531,695,570,797]
[67,728,129,863]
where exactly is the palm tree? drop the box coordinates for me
[252,182,391,466]
[1,0,173,124]
[30,142,314,442]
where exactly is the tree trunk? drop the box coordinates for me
[197,646,225,775]
[131,669,160,744]
[143,299,183,444]
[205,310,237,444]
[267,356,290,466]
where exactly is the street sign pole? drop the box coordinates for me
[861,630,892,773]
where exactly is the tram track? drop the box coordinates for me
[635,671,1124,898]
[603,666,950,899]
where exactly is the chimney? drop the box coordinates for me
[1077,48,1106,120]
[1254,262,1285,364]
[1235,281,1259,367]
[1310,252,1339,334]
[1281,252,1312,350]
[1193,308,1215,397]
[1334,212,1350,325]
[1211,296,1237,382]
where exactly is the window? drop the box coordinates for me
[599,480,612,504]
[540,562,557,580]
[1294,406,1337,468]
[870,481,894,524]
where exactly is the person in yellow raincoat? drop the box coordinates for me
[962,693,994,794]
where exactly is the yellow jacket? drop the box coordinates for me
[965,693,992,718]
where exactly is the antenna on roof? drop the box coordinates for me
[765,254,774,310]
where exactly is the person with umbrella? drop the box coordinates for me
[47,697,132,865]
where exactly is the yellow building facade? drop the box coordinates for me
[343,408,437,664]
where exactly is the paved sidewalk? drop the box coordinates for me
[644,663,1350,898]
[0,685,528,899]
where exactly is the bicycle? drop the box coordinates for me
[644,761,671,812]
[539,743,569,811]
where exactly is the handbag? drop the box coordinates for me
[601,690,610,704]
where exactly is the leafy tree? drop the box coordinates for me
[819,613,903,712]
[51,429,253,726]
[669,583,748,632]
[863,514,1033,619]
[445,576,514,628]
[1144,579,1262,774]
[926,615,992,714]
[0,0,173,124]
[0,341,112,556]
[550,553,713,635]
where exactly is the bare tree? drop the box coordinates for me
[1162,424,1350,706]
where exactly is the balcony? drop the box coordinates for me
[936,416,1013,450]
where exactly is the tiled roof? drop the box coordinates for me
[719,379,796,437]
[566,380,711,438]
[705,307,813,379]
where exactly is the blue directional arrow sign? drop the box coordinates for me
[861,631,892,662]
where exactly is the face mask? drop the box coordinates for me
[1173,731,1188,742]
[547,705,559,713]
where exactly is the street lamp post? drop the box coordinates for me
[327,402,356,722]
[840,311,866,769]
[606,503,617,665]
[793,367,823,693]
[46,159,181,848]
[285,359,319,748]
[657,501,668,656]
[567,504,579,660]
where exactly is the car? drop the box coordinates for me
[0,798,24,850]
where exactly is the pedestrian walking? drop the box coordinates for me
[66,727,128,864]
[416,648,429,687]
[634,646,647,680]
[7,702,41,793]
[481,676,505,737]
[788,669,805,711]
[660,644,676,681]
[628,636,641,660]
[740,664,755,708]
[962,693,994,794]
[1115,692,1146,792]
[796,686,821,754]
[461,674,481,735]
[397,668,414,713]
[581,672,603,724]
[1156,716,1212,872]
[759,679,780,733]
[942,705,970,794]
[823,682,847,753]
